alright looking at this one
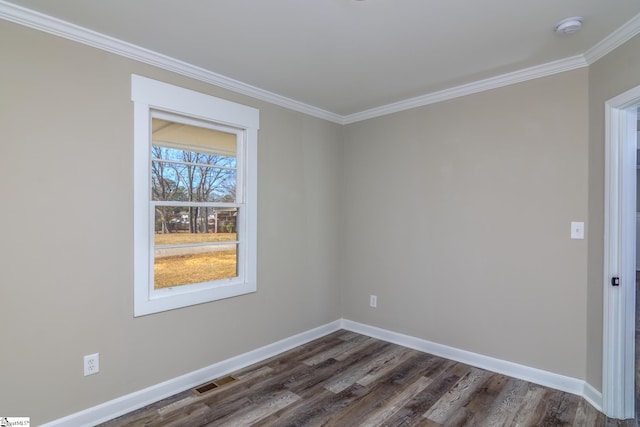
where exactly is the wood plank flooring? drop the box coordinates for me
[100,330,635,426]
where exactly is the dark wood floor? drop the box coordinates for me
[100,330,635,426]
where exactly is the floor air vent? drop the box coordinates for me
[193,375,237,395]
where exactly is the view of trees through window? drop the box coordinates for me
[151,117,240,289]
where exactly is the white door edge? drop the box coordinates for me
[603,85,640,419]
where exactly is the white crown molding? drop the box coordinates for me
[342,55,588,124]
[1,0,637,126]
[0,0,344,124]
[584,12,640,65]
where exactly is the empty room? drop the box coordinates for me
[3,1,640,425]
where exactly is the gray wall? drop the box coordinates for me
[586,33,640,391]
[341,70,589,379]
[0,21,343,424]
[3,13,640,425]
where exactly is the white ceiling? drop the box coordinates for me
[4,0,640,119]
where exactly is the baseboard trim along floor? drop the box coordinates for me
[41,320,342,427]
[41,318,601,426]
[341,320,602,413]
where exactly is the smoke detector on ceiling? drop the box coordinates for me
[554,17,583,35]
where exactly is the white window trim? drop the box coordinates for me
[132,75,259,316]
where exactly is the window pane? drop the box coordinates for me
[154,206,238,238]
[153,206,238,289]
[154,246,237,289]
[152,118,237,157]
[151,160,236,202]
[152,145,236,166]
[152,118,237,203]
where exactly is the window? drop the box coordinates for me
[132,75,258,316]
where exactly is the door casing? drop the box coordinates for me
[603,85,639,419]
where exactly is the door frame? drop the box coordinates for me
[603,85,639,419]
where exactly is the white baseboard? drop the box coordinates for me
[41,320,342,427]
[582,381,603,413]
[43,318,603,426]
[341,319,603,411]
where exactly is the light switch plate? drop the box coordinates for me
[571,221,585,239]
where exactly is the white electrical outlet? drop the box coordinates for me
[370,295,377,308]
[570,221,585,239]
[84,353,100,376]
